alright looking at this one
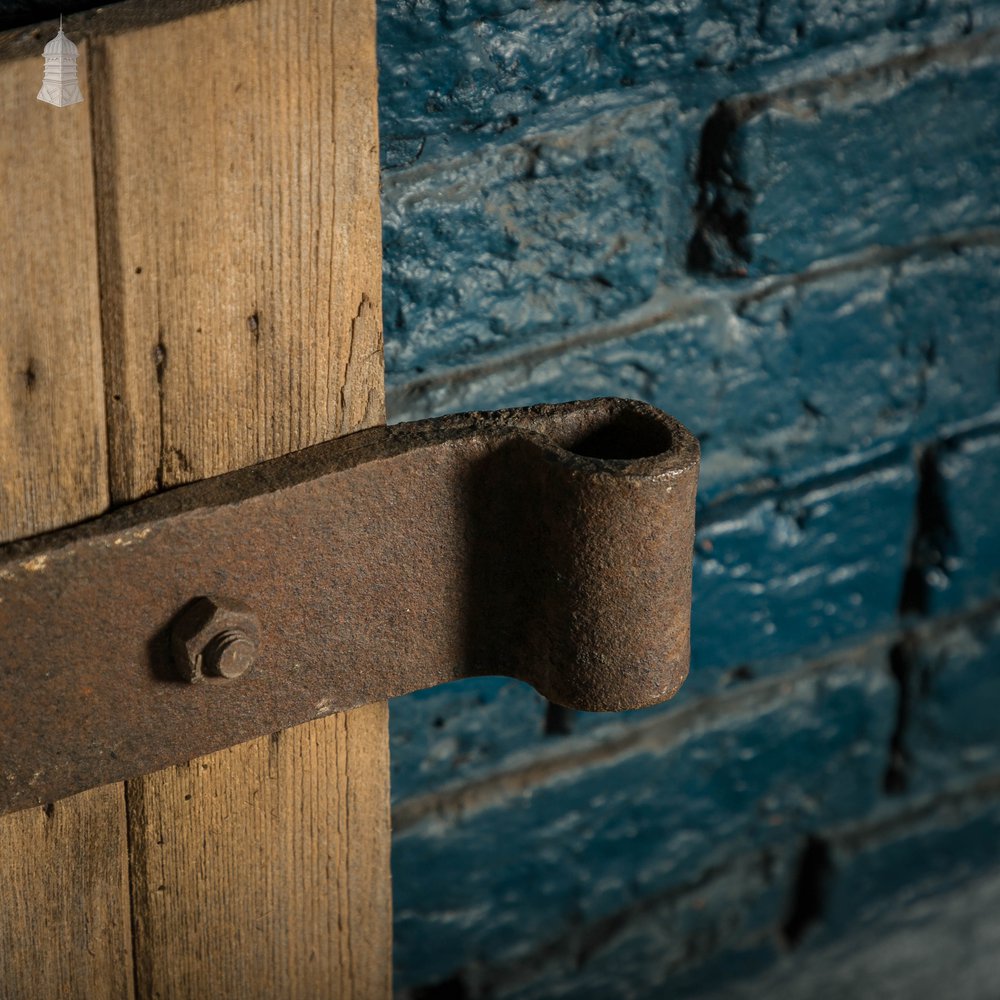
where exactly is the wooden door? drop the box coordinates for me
[0,2,391,996]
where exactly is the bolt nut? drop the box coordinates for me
[171,595,261,682]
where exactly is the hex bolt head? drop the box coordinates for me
[170,596,261,682]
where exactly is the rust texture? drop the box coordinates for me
[0,398,699,815]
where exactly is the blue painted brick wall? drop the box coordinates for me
[393,651,895,987]
[477,786,1000,998]
[379,0,1000,995]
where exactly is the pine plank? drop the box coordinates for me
[90,0,384,498]
[0,789,134,1000]
[86,1,391,995]
[0,53,106,542]
[127,707,391,999]
[0,51,134,1000]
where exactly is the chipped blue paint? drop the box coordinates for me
[932,429,1000,614]
[393,656,894,987]
[380,0,1000,992]
[904,610,1000,788]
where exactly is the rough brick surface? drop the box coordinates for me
[392,655,894,988]
[473,784,1000,1000]
[691,460,915,673]
[390,605,1000,991]
[379,0,1000,995]
[901,608,1000,790]
[390,675,545,804]
[384,38,1000,393]
[693,51,1000,277]
[391,245,1000,502]
[379,0,1000,162]
[382,99,688,379]
[475,849,797,1000]
[931,428,1000,614]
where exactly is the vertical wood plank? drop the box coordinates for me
[87,1,391,996]
[127,707,391,998]
[91,0,384,498]
[0,52,134,1000]
[0,53,106,541]
[0,789,134,1000]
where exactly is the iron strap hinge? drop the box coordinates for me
[0,398,699,815]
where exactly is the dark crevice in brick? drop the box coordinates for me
[887,446,955,793]
[522,141,543,181]
[884,640,916,795]
[781,835,832,948]
[544,701,575,736]
[687,102,753,278]
[899,446,955,617]
[726,664,756,685]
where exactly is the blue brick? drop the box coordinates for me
[931,427,1000,613]
[820,787,1000,940]
[689,459,914,679]
[383,30,1000,394]
[484,851,794,1000]
[390,675,546,804]
[392,656,893,989]
[378,4,1000,994]
[390,245,1000,502]
[676,791,1000,998]
[382,99,687,380]
[697,55,1000,278]
[385,63,1000,393]
[904,609,1000,790]
[464,784,1000,999]
[893,253,1000,440]
[378,0,1000,161]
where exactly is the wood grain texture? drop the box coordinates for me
[87,0,391,996]
[0,51,134,1000]
[0,53,106,542]
[89,0,383,500]
[128,707,391,999]
[0,788,134,1000]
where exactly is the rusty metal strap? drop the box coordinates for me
[0,398,699,814]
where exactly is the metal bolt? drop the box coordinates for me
[203,628,257,678]
[170,595,261,682]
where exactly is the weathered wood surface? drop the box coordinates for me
[90,0,384,501]
[0,49,134,1000]
[0,789,134,1000]
[127,708,391,999]
[88,0,390,996]
[0,52,106,542]
[0,0,390,996]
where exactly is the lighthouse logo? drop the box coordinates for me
[38,17,83,108]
